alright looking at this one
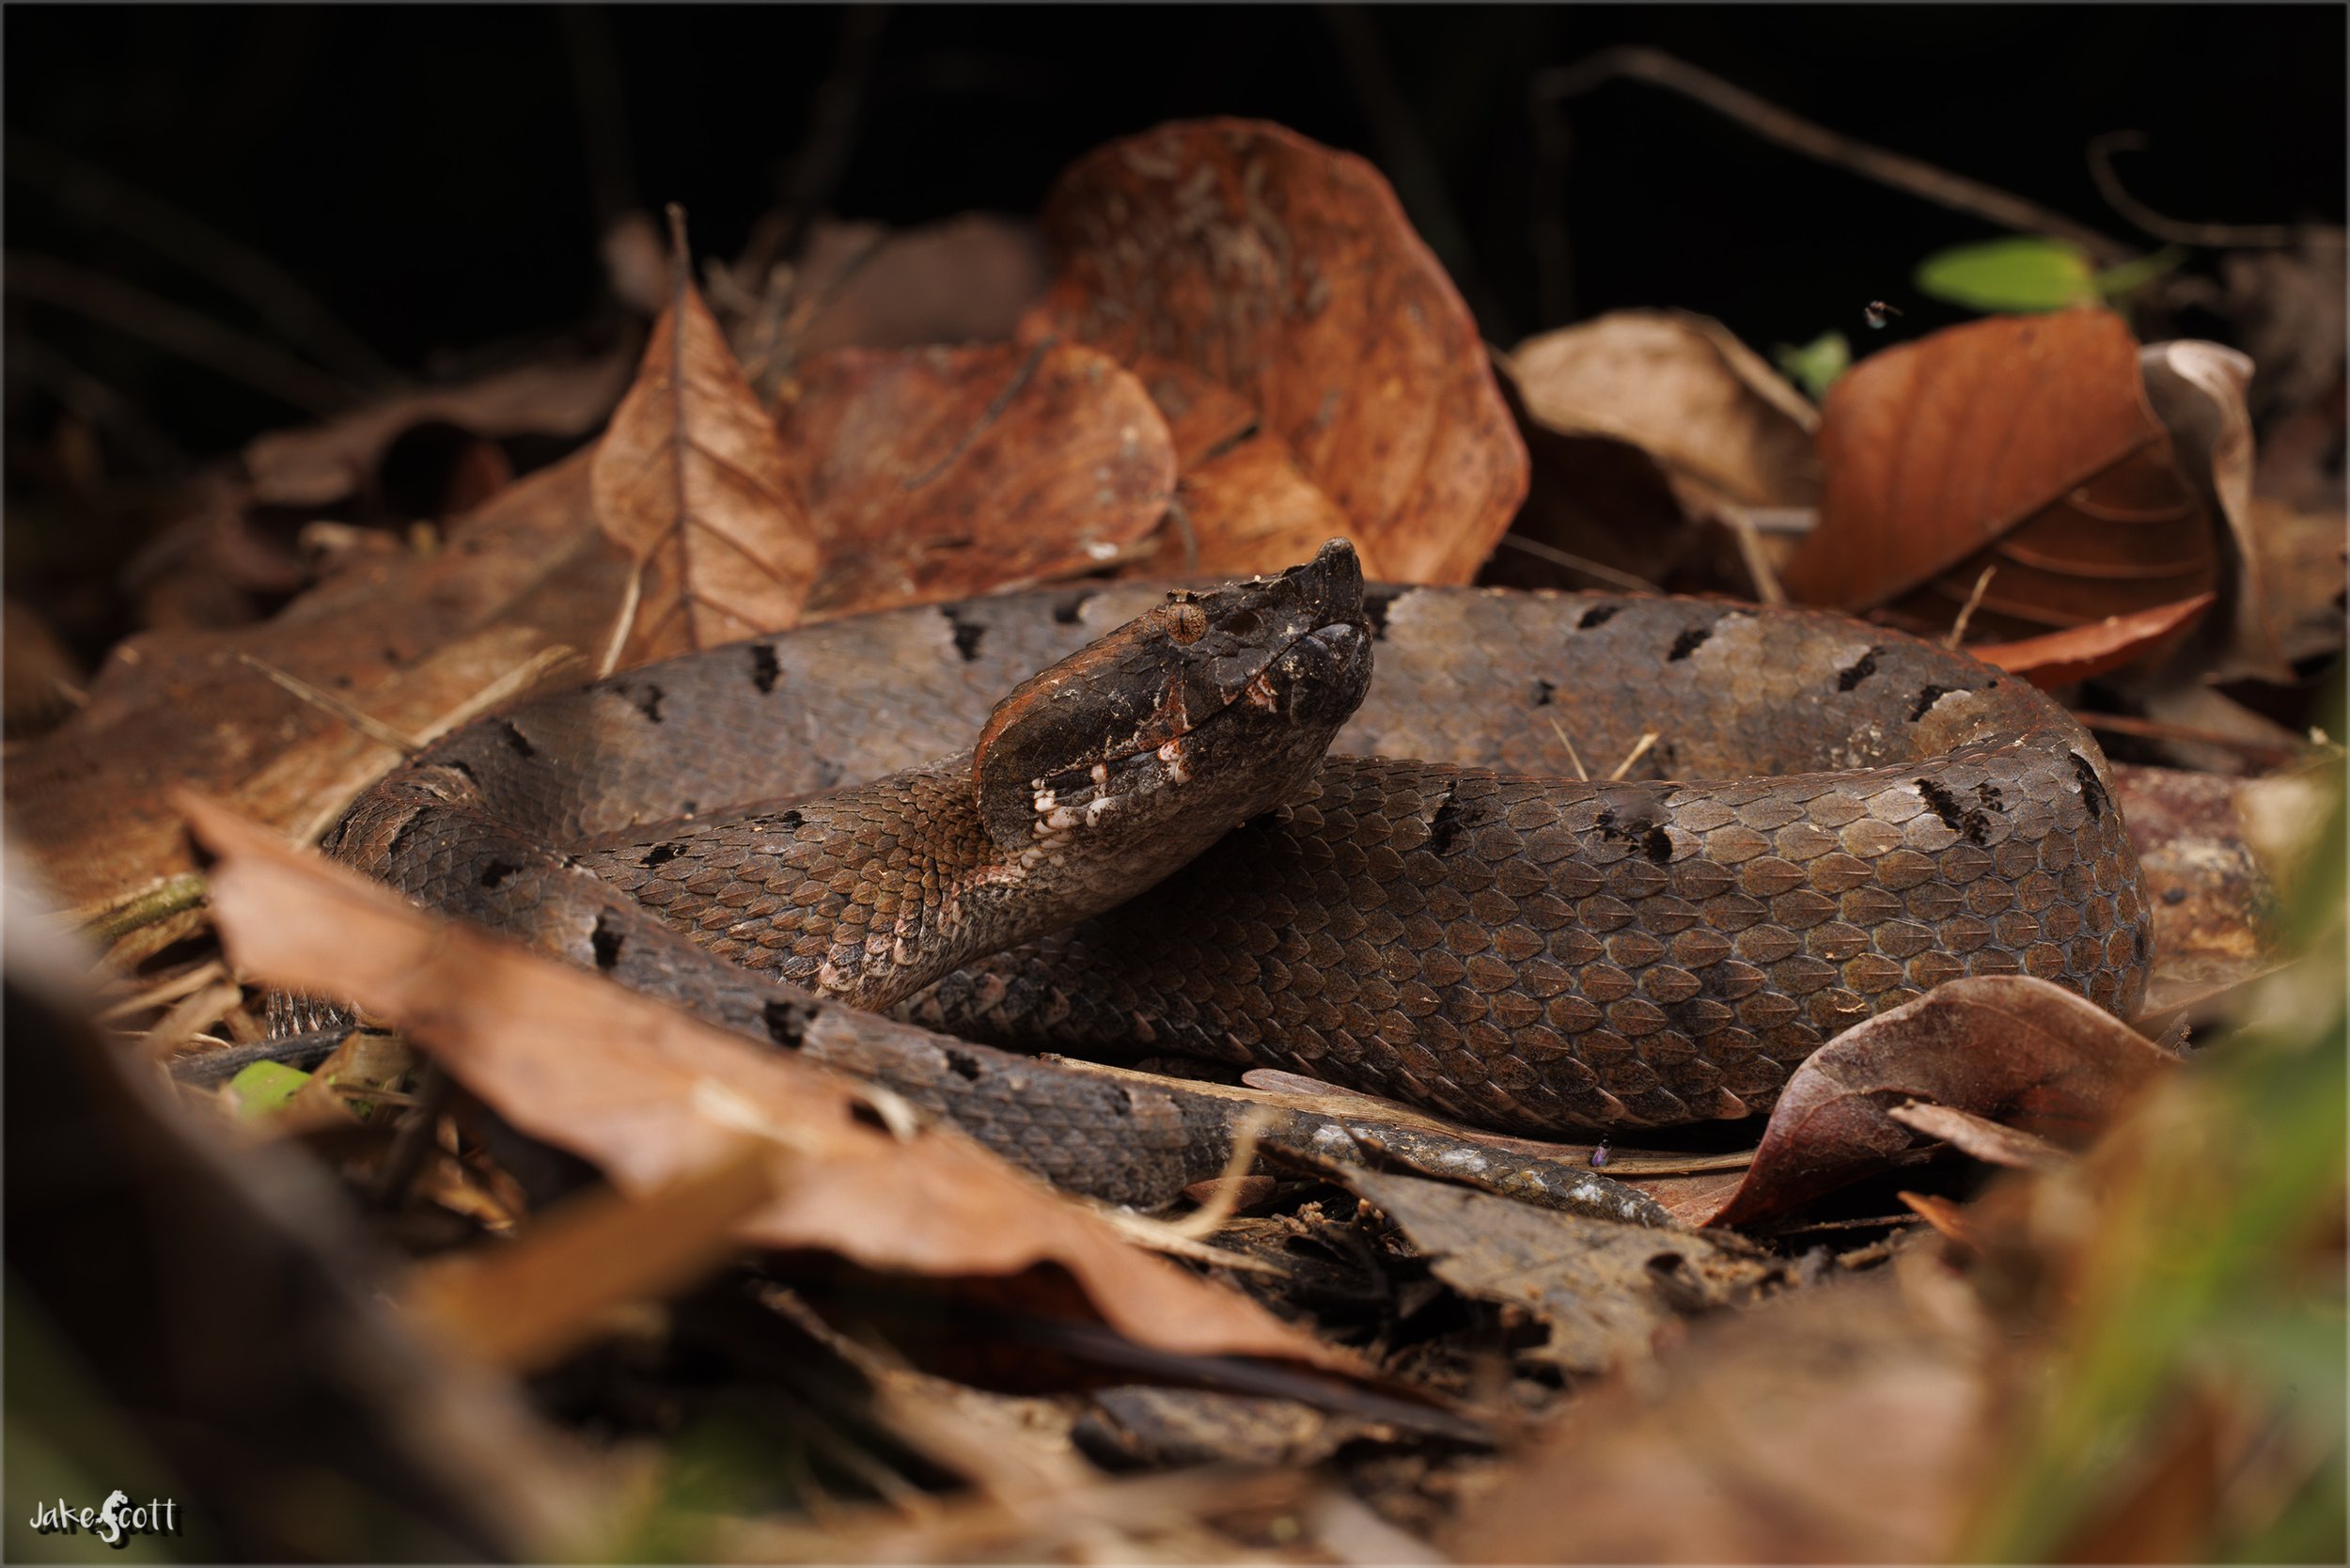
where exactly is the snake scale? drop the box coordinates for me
[306,541,2151,1207]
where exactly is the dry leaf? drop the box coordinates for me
[1783,310,2215,641]
[7,454,623,906]
[1971,591,2216,686]
[244,349,634,510]
[782,339,1175,616]
[592,246,817,665]
[184,794,1363,1374]
[1454,1262,1996,1563]
[1703,977,2178,1229]
[1508,309,1820,507]
[1343,1169,1778,1375]
[1028,118,1527,583]
[2138,339,2295,682]
[738,214,1050,377]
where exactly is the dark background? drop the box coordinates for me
[6,3,2345,464]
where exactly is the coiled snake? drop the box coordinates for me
[304,541,2151,1204]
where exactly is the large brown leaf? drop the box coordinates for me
[1453,1264,1996,1563]
[6,454,626,907]
[1972,591,2216,687]
[1703,977,2178,1229]
[1783,310,2215,641]
[1027,118,1527,583]
[592,251,817,666]
[185,796,1359,1374]
[781,339,1176,616]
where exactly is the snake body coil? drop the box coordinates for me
[314,542,2151,1184]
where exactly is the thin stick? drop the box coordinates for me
[1608,729,1660,781]
[1717,501,1789,606]
[234,653,417,754]
[1158,1107,1277,1242]
[1494,532,1658,593]
[1946,564,1998,649]
[2073,712,2306,766]
[1545,717,1591,782]
[73,872,210,948]
[6,253,357,414]
[2087,133,2345,252]
[1534,47,2138,266]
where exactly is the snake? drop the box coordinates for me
[302,540,2152,1208]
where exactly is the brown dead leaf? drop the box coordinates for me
[1508,309,1820,508]
[1343,1169,1779,1376]
[184,794,1363,1374]
[406,1143,778,1373]
[244,348,634,510]
[781,339,1176,616]
[1784,310,2216,642]
[1886,1101,2071,1172]
[1454,1261,1996,1563]
[592,225,818,666]
[2138,339,2306,682]
[737,214,1050,384]
[1127,355,1355,578]
[6,453,625,906]
[1704,977,2178,1229]
[1972,590,2215,686]
[1028,118,1527,583]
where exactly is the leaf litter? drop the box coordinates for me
[5,100,2340,1560]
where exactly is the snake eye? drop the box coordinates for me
[1165,602,1207,644]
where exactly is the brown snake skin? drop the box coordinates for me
[304,543,2151,1204]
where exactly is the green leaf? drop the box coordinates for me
[2094,245,2187,300]
[223,1060,310,1118]
[1915,238,2099,313]
[1772,331,1851,400]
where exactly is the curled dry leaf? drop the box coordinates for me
[592,257,818,666]
[243,349,634,510]
[782,339,1176,616]
[1783,310,2215,642]
[1454,1262,1997,1564]
[2138,339,2308,682]
[1498,311,1819,596]
[1029,118,1527,583]
[1508,309,1821,507]
[1703,977,2179,1229]
[6,454,624,906]
[1971,590,2215,687]
[182,794,1359,1375]
[1342,1169,1779,1376]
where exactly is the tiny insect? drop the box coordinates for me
[1590,1137,1612,1169]
[1864,300,1904,330]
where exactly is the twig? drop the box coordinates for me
[2072,712,2307,766]
[2087,132,2347,252]
[1495,532,1658,593]
[1158,1107,1277,1241]
[765,4,891,274]
[6,253,358,414]
[234,653,417,754]
[1533,47,2138,266]
[72,872,209,948]
[1608,729,1660,781]
[1716,501,1789,606]
[1945,564,1998,648]
[560,8,637,234]
[1545,716,1590,782]
[167,1027,350,1087]
[8,137,397,387]
[371,1062,454,1208]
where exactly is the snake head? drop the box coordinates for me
[971,540,1372,870]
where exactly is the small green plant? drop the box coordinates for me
[1915,237,2185,314]
[1772,330,1851,400]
